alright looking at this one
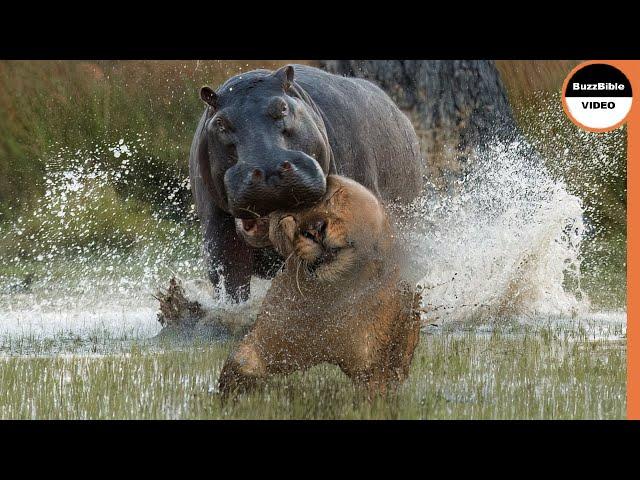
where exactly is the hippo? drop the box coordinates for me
[189,64,423,301]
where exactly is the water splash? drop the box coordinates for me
[1,137,200,286]
[0,138,202,344]
[397,139,589,324]
[0,133,622,348]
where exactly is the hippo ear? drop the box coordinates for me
[274,65,295,91]
[200,86,218,109]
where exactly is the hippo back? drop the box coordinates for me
[292,65,424,204]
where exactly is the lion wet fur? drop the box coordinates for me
[218,176,421,397]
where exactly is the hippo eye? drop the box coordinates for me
[269,97,289,120]
[215,117,227,133]
[214,116,234,134]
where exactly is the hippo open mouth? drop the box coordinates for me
[235,217,272,248]
[240,218,259,233]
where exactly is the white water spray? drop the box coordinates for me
[397,140,589,324]
[0,134,623,349]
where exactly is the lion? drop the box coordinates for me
[218,175,421,398]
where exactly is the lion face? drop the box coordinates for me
[269,175,392,283]
[279,211,358,283]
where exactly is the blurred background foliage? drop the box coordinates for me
[0,61,294,217]
[0,60,627,307]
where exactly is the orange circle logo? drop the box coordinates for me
[562,62,632,133]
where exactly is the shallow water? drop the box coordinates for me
[0,135,627,357]
[0,276,626,357]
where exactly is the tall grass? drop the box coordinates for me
[0,327,625,419]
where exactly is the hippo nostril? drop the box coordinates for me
[280,161,292,172]
[251,168,263,182]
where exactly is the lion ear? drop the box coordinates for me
[280,216,297,242]
[200,86,218,108]
[274,65,295,91]
[269,214,297,257]
[324,177,348,207]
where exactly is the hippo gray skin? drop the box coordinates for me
[189,64,423,301]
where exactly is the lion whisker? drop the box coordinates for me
[284,251,295,264]
[295,258,305,298]
[237,207,261,218]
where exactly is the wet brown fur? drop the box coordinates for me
[218,176,421,398]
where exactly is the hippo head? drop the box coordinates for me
[199,65,332,224]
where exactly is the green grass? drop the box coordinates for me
[0,326,625,419]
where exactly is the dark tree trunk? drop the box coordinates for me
[317,60,520,189]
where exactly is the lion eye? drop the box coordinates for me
[301,230,316,241]
[300,219,327,244]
